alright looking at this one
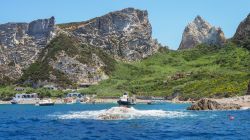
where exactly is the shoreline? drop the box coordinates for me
[0,98,192,105]
[1,95,250,109]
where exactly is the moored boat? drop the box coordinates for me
[10,100,18,104]
[147,100,156,105]
[36,99,54,106]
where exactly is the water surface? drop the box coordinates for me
[0,103,249,140]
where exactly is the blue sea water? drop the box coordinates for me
[0,103,249,140]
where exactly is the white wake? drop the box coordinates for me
[50,107,195,120]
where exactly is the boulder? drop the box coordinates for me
[179,16,226,49]
[187,98,241,110]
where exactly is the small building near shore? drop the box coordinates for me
[15,87,25,91]
[43,84,58,90]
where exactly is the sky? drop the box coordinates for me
[1,0,250,50]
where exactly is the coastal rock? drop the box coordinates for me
[233,13,250,50]
[187,98,242,110]
[0,17,56,80]
[179,16,226,49]
[60,8,159,61]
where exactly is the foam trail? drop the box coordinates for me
[50,107,195,120]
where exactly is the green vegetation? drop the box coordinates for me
[82,43,250,99]
[1,38,249,100]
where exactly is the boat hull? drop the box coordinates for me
[117,100,136,106]
[38,103,54,106]
[11,101,18,104]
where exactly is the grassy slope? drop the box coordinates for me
[81,43,250,99]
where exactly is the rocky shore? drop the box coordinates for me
[187,95,250,110]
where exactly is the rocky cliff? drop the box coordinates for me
[19,34,116,87]
[179,16,226,49]
[233,14,250,50]
[0,17,56,81]
[59,8,159,61]
[0,8,159,85]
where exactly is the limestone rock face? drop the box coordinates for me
[60,8,159,61]
[187,98,241,110]
[0,17,56,80]
[49,51,108,84]
[233,14,250,49]
[0,8,159,85]
[179,16,226,49]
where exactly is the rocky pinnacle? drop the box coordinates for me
[179,16,226,49]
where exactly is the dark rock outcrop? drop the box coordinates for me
[187,98,241,110]
[60,8,159,61]
[179,16,226,49]
[233,14,250,50]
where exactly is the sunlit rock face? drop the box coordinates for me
[233,13,250,49]
[0,8,160,84]
[179,16,226,50]
[60,8,159,61]
[0,17,56,80]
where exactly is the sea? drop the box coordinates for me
[0,103,249,140]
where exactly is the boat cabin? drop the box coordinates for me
[14,93,38,100]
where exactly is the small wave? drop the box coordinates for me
[240,107,250,110]
[49,107,195,120]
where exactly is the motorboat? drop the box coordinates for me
[117,93,136,106]
[36,99,54,106]
[10,99,18,104]
[147,100,156,105]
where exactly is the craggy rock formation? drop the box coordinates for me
[0,17,56,80]
[60,8,159,61]
[0,8,159,85]
[187,98,241,110]
[233,14,250,50]
[19,34,115,87]
[179,16,226,49]
[49,51,109,84]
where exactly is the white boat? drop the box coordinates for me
[11,93,38,104]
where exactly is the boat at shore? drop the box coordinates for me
[36,99,54,106]
[10,100,18,104]
[117,93,136,106]
[147,101,156,105]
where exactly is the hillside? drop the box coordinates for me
[81,43,250,99]
[19,34,116,88]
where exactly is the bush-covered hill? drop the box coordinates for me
[1,41,249,100]
[81,43,250,99]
